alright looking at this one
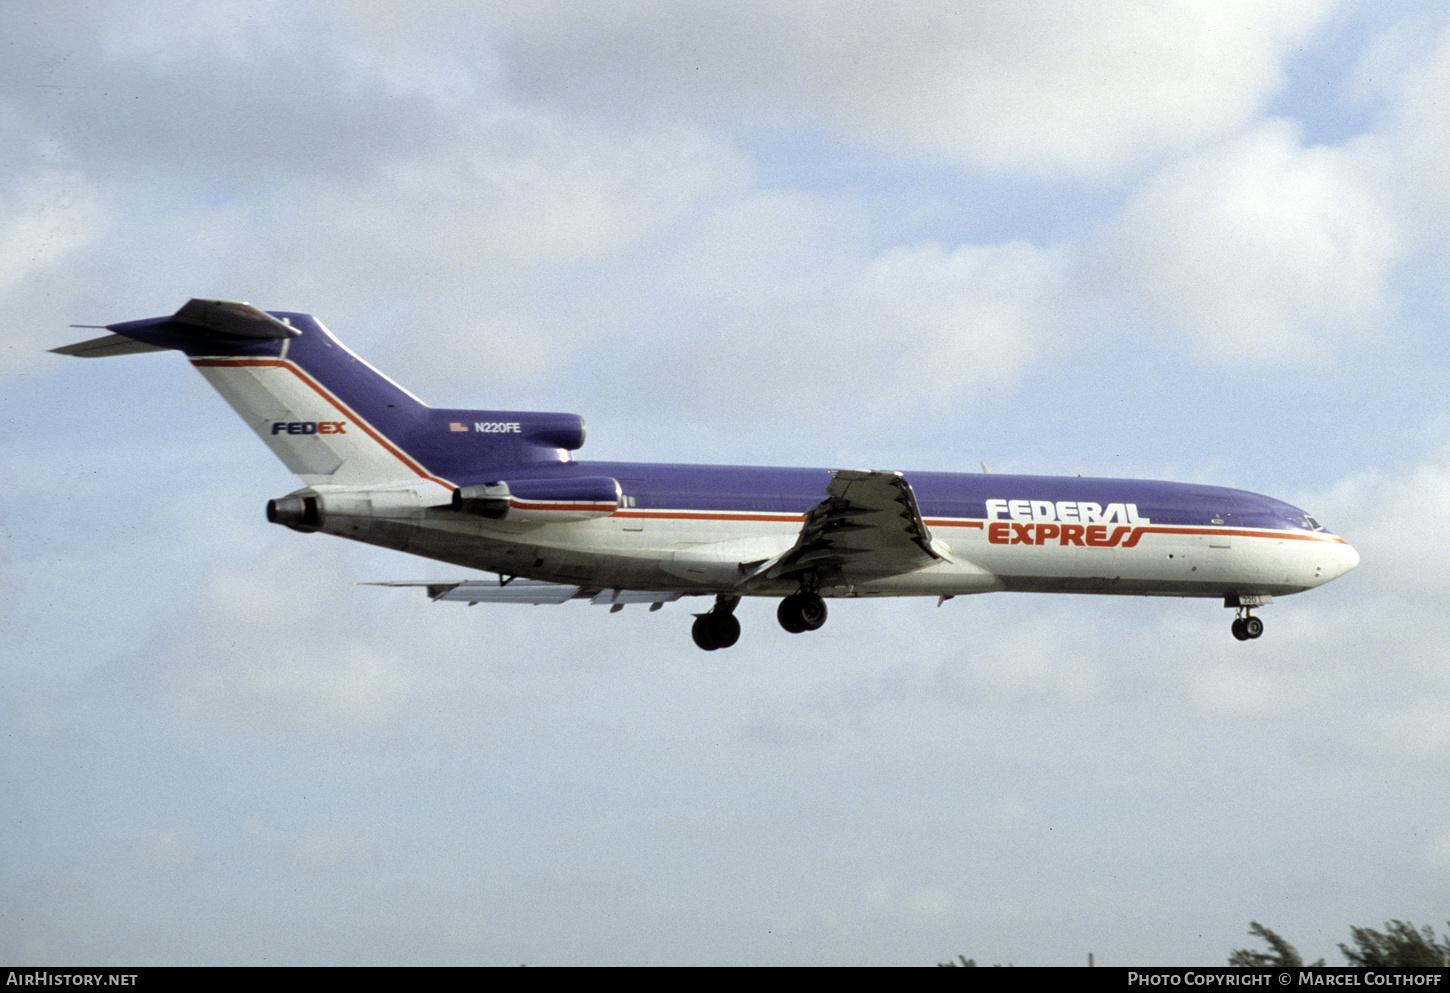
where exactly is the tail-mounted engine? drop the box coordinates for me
[267,492,323,532]
[266,483,447,533]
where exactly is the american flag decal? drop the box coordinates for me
[449,422,470,433]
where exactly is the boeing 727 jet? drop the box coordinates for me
[53,299,1359,649]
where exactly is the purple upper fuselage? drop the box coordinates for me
[107,309,1330,538]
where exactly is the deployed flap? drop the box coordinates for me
[589,589,682,605]
[50,333,169,358]
[742,469,946,587]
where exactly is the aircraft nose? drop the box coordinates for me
[1322,538,1359,583]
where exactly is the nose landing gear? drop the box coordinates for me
[1231,613,1264,641]
[1226,594,1270,641]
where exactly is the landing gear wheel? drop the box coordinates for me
[777,598,805,634]
[692,611,740,651]
[1231,615,1264,641]
[777,592,827,633]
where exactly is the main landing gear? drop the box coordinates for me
[692,595,741,651]
[777,591,827,634]
[690,591,831,650]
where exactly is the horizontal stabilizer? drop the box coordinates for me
[52,299,298,359]
[367,579,683,606]
[50,333,168,358]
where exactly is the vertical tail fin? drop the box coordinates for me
[53,300,589,491]
[101,300,446,489]
[187,313,447,489]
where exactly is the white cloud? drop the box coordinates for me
[1190,666,1285,717]
[542,195,1070,432]
[1092,120,1403,363]
[1362,18,1450,266]
[934,611,1104,704]
[854,240,1066,407]
[100,0,301,69]
[1282,442,1450,760]
[0,170,109,369]
[483,0,1336,176]
[1425,827,1450,873]
[1322,442,1450,599]
[1358,700,1450,758]
[90,545,432,733]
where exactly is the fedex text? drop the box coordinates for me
[272,421,346,435]
[985,499,1150,525]
[987,522,1144,547]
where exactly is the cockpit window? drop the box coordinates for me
[1297,514,1324,531]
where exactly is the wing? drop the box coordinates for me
[367,579,682,607]
[741,469,948,589]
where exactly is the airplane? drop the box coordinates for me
[52,298,1359,650]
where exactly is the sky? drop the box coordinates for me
[2,0,1449,967]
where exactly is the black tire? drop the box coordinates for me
[778,592,828,633]
[1243,616,1263,639]
[712,612,740,648]
[693,614,721,650]
[778,596,806,633]
[1231,618,1249,641]
[692,612,741,650]
[798,594,827,630]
